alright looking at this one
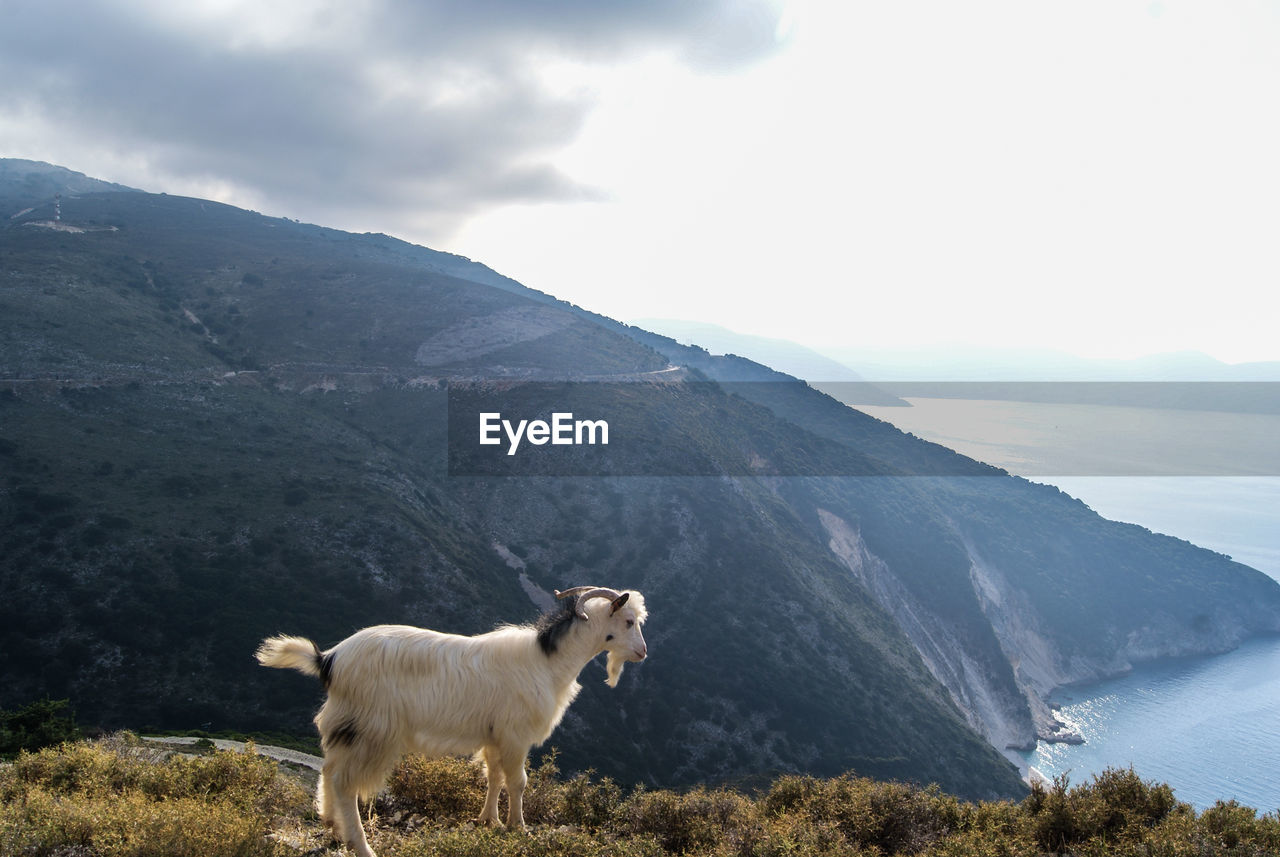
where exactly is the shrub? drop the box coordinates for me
[1,789,278,857]
[1025,768,1190,854]
[1024,775,1082,852]
[1199,799,1280,853]
[0,733,309,857]
[618,786,754,854]
[4,739,1276,857]
[386,751,624,832]
[762,773,960,855]
[1084,766,1177,832]
[387,754,488,824]
[748,812,867,857]
[0,697,81,758]
[558,771,625,831]
[945,799,1034,855]
[381,824,666,857]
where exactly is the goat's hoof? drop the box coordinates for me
[471,817,503,829]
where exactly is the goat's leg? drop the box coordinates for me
[476,744,505,827]
[501,747,530,831]
[316,765,336,832]
[323,759,376,857]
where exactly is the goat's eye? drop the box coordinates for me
[626,620,634,628]
[605,634,614,641]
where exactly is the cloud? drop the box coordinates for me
[368,0,786,69]
[0,0,785,239]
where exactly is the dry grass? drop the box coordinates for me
[3,737,1278,857]
[0,732,309,857]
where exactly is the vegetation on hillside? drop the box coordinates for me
[0,187,1027,798]
[2,735,1277,857]
[0,699,81,759]
[4,166,1279,801]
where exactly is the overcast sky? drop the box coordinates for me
[4,0,1279,363]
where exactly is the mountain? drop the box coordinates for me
[613,322,1280,385]
[0,159,140,216]
[631,318,892,390]
[3,160,1279,802]
[814,343,1280,383]
[619,322,1280,411]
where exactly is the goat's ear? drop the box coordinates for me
[610,592,630,614]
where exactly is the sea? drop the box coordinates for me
[852,397,1280,812]
[1020,476,1280,813]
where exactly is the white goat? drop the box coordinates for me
[255,586,647,857]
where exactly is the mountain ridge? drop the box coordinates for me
[632,317,1280,383]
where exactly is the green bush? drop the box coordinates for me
[0,697,81,758]
[1023,768,1228,856]
[1199,799,1280,853]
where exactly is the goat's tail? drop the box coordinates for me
[255,635,325,680]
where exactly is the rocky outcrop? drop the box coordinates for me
[821,509,1273,759]
[960,535,1268,748]
[961,540,1086,744]
[818,509,1036,752]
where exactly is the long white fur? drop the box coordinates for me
[256,591,647,857]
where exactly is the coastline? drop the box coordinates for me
[1019,633,1280,810]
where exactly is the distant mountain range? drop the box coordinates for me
[3,159,1279,801]
[630,318,876,384]
[635,318,1280,383]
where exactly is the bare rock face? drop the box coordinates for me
[963,541,1087,744]
[818,509,1036,752]
[414,306,573,367]
[821,505,1276,760]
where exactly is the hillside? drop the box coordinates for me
[2,160,1278,801]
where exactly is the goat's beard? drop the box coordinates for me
[605,651,626,688]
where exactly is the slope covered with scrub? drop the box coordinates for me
[3,736,1278,857]
[2,160,1278,802]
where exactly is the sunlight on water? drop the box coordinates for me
[1023,477,1280,810]
[1025,634,1280,811]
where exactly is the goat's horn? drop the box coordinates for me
[555,587,624,619]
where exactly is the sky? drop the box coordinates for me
[3,0,1279,364]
